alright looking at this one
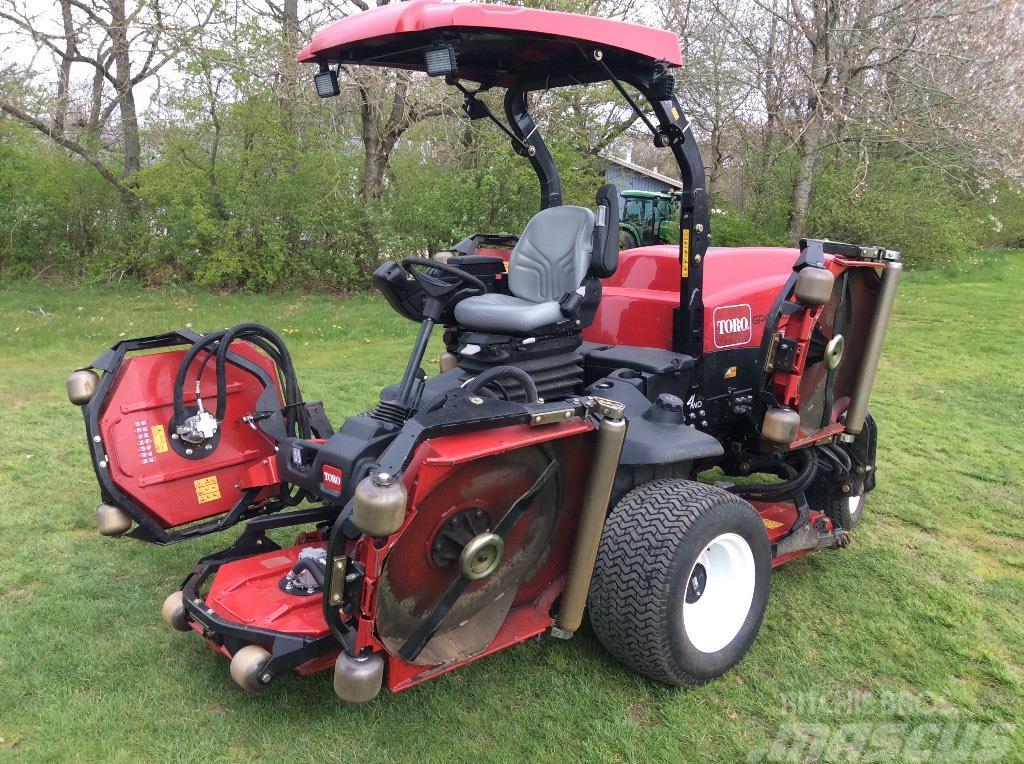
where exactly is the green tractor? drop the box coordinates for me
[617,189,680,249]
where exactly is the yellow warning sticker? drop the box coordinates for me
[194,475,221,504]
[151,424,168,454]
[681,229,691,277]
[671,106,680,120]
[763,518,784,530]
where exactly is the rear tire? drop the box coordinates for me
[619,228,639,250]
[806,480,865,530]
[588,480,771,686]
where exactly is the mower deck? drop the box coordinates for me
[182,496,831,689]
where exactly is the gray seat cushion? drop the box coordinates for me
[507,205,595,303]
[454,293,563,334]
[454,205,595,333]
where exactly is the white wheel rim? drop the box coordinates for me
[682,532,756,654]
[848,495,864,522]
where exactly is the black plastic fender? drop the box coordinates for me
[583,377,723,466]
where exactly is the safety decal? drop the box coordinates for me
[194,475,221,504]
[762,518,784,530]
[151,424,168,454]
[681,229,690,277]
[133,419,155,465]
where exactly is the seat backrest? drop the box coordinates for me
[507,205,595,303]
[591,184,619,279]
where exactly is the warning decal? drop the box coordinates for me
[763,518,784,530]
[194,475,221,504]
[151,424,168,454]
[133,419,155,465]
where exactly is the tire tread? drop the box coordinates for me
[588,479,755,686]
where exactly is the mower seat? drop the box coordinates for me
[454,205,595,334]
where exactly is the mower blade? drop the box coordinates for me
[396,459,559,662]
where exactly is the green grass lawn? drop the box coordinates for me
[1,254,1022,762]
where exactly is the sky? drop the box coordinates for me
[2,0,183,116]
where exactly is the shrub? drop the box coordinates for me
[807,157,975,269]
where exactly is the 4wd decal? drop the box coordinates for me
[713,304,753,348]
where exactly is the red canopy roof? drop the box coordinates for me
[298,1,682,86]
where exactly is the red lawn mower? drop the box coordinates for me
[67,1,901,701]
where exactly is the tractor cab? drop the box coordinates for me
[619,190,674,249]
[67,1,902,704]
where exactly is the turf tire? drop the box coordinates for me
[806,480,865,530]
[588,479,771,686]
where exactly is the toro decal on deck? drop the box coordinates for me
[321,465,343,493]
[713,304,753,348]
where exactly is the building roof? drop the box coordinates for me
[621,190,671,199]
[601,154,683,189]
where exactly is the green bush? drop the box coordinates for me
[979,181,1024,249]
[0,123,129,281]
[3,107,1019,290]
[135,97,371,291]
[807,157,975,269]
[708,204,785,247]
[385,127,601,257]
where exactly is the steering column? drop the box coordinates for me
[392,258,485,410]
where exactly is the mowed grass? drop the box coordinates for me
[1,254,1023,762]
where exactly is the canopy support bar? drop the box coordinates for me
[451,81,528,152]
[504,89,563,209]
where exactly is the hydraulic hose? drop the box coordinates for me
[462,365,540,403]
[172,330,225,428]
[418,365,540,415]
[172,323,311,441]
[212,323,310,439]
[728,449,818,501]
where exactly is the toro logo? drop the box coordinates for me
[321,464,343,492]
[713,304,753,349]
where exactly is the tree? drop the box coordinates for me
[0,0,212,199]
[348,64,449,201]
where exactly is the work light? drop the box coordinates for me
[424,44,457,77]
[314,62,340,98]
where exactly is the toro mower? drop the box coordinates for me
[67,1,901,702]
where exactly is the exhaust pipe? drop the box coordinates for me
[845,256,902,437]
[555,400,626,635]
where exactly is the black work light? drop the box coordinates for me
[314,62,340,98]
[423,43,457,77]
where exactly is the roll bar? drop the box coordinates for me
[310,35,709,353]
[477,62,710,355]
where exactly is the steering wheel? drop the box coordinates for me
[401,257,486,322]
